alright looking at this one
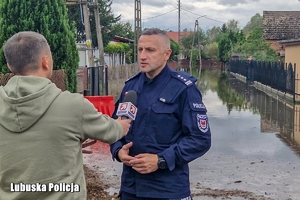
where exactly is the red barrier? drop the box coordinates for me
[84,95,115,116]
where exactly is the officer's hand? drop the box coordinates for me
[118,142,136,166]
[129,153,158,174]
[115,117,131,136]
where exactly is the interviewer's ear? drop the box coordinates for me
[41,55,50,71]
[6,63,13,73]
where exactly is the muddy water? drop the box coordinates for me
[84,70,300,200]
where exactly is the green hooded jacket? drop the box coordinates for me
[0,76,123,200]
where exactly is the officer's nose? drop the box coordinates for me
[139,50,147,60]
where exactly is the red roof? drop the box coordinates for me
[166,31,193,43]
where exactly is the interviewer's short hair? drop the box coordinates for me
[3,31,50,75]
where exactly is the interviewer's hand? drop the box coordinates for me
[115,117,131,136]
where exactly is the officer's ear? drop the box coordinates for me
[164,48,172,61]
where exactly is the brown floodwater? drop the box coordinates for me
[84,71,300,200]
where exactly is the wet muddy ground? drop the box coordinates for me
[83,133,300,200]
[83,75,300,200]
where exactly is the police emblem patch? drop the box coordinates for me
[197,114,209,133]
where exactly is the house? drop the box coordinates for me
[263,11,300,57]
[277,38,300,101]
[165,31,192,43]
[166,31,193,62]
[77,35,133,68]
[110,35,134,44]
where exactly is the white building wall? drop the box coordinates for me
[77,43,124,68]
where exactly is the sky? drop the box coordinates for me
[111,0,300,32]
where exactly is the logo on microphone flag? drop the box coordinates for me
[116,102,137,120]
[130,105,136,115]
[120,102,128,110]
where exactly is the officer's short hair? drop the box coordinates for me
[141,28,170,49]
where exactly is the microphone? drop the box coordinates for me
[116,90,138,120]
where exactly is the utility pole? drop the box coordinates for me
[189,20,197,73]
[177,0,181,69]
[134,0,142,63]
[66,0,94,67]
[93,0,105,66]
[82,0,95,68]
[178,0,181,43]
[66,0,106,95]
[197,21,202,78]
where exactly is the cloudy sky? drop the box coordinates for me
[111,0,300,31]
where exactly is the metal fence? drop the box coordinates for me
[230,59,295,96]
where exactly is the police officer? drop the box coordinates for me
[110,28,211,200]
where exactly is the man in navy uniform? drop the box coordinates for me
[110,28,211,200]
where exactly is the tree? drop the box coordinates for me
[180,28,206,58]
[206,26,222,43]
[170,39,179,61]
[221,24,227,33]
[206,42,218,59]
[218,34,232,63]
[238,27,279,61]
[243,13,263,36]
[111,21,134,39]
[109,21,135,63]
[226,19,240,32]
[0,0,79,92]
[67,0,121,47]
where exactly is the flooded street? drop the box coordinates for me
[84,70,300,200]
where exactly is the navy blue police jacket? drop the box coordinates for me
[110,65,211,198]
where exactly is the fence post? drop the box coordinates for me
[294,63,296,103]
[87,67,100,96]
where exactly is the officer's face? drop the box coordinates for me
[138,35,171,78]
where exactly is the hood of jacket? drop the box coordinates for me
[0,76,61,133]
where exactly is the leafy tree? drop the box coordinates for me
[67,0,121,47]
[170,39,179,61]
[218,34,232,63]
[108,21,135,63]
[104,42,130,65]
[180,28,206,58]
[0,0,79,92]
[206,42,219,59]
[237,27,279,61]
[218,30,242,62]
[221,24,227,33]
[218,29,246,63]
[111,21,134,39]
[206,26,222,43]
[243,13,263,36]
[226,19,240,32]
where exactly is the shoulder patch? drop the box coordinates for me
[125,72,142,83]
[171,71,196,87]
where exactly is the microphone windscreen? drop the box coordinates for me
[124,90,137,105]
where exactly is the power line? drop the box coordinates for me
[142,8,177,20]
[160,0,176,9]
[181,8,226,24]
[160,0,193,28]
[180,10,196,29]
